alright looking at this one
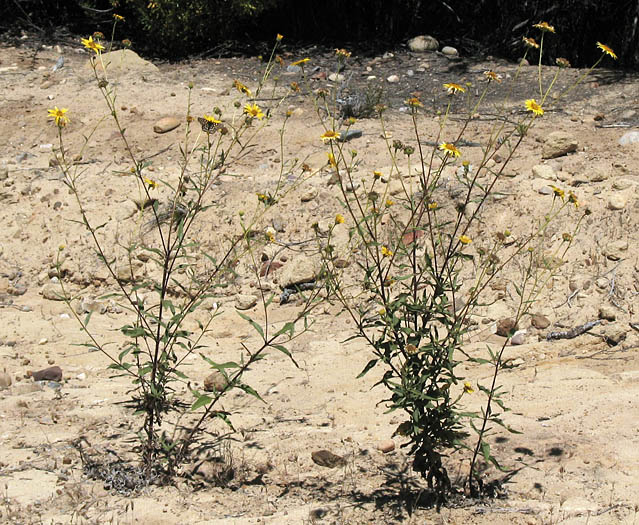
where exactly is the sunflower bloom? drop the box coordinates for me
[291,57,310,66]
[463,381,475,394]
[373,170,382,179]
[443,82,466,95]
[233,79,252,97]
[525,99,544,116]
[381,246,393,257]
[483,70,502,83]
[459,235,472,245]
[523,37,539,49]
[244,103,265,120]
[320,130,341,143]
[144,177,157,189]
[533,21,555,33]
[113,13,125,21]
[47,106,70,127]
[327,152,337,167]
[406,96,423,107]
[568,191,580,208]
[550,185,565,200]
[385,199,394,207]
[276,33,284,41]
[202,114,221,124]
[335,48,351,58]
[81,36,104,54]
[439,142,461,158]
[335,213,345,224]
[596,42,617,60]
[428,202,438,210]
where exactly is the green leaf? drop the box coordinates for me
[191,394,212,411]
[237,311,264,339]
[358,359,378,378]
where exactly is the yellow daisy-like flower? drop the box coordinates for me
[596,42,617,60]
[335,213,345,224]
[463,381,475,394]
[378,307,386,316]
[244,103,265,120]
[335,48,351,58]
[144,177,157,189]
[550,185,565,200]
[233,79,252,97]
[113,13,125,21]
[428,202,438,210]
[483,70,502,83]
[525,99,544,116]
[443,82,466,95]
[266,231,276,243]
[533,21,555,33]
[385,199,394,207]
[320,130,341,143]
[405,97,423,107]
[81,35,104,54]
[291,57,310,66]
[47,106,70,127]
[381,246,393,257]
[327,152,337,167]
[523,36,539,49]
[439,142,461,158]
[276,33,284,41]
[568,191,580,208]
[373,170,382,179]
[202,114,221,124]
[459,235,472,245]
[556,57,571,68]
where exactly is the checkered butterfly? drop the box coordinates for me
[198,116,223,134]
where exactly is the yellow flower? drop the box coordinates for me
[523,36,539,49]
[267,231,276,243]
[568,191,579,208]
[335,213,345,224]
[122,39,132,48]
[463,381,475,394]
[233,79,252,97]
[320,130,341,143]
[335,48,351,58]
[327,152,337,167]
[276,33,284,41]
[439,142,461,157]
[147,1,157,8]
[385,199,394,207]
[483,70,502,83]
[428,202,438,210]
[202,114,221,124]
[113,13,125,21]
[47,106,70,127]
[525,99,544,116]
[290,81,300,92]
[373,170,382,179]
[533,21,555,33]
[405,96,423,107]
[244,103,265,120]
[291,57,310,66]
[81,35,104,54]
[144,177,157,189]
[596,42,617,60]
[381,246,393,257]
[378,307,386,316]
[443,82,466,95]
[556,57,571,68]
[459,235,472,245]
[550,185,565,200]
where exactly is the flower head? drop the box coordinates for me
[122,39,132,48]
[290,81,300,92]
[373,170,382,179]
[459,235,472,245]
[556,57,571,68]
[443,82,466,95]
[202,114,221,124]
[335,213,345,224]
[113,13,125,21]
[291,57,310,66]
[381,246,393,257]
[385,198,394,207]
[47,106,70,127]
[439,142,461,158]
[550,185,565,200]
[327,152,337,167]
[244,103,265,120]
[144,177,157,189]
[596,42,617,60]
[233,79,252,97]
[81,35,104,54]
[276,33,284,41]
[568,191,580,208]
[533,21,555,33]
[525,99,544,116]
[335,48,351,59]
[428,202,438,210]
[523,36,539,49]
[463,381,475,394]
[483,70,502,83]
[320,130,341,143]
[405,96,423,107]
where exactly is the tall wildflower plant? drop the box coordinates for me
[316,27,613,502]
[50,28,318,479]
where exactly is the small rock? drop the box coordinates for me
[309,508,330,520]
[41,282,65,301]
[441,46,458,57]
[377,440,395,453]
[337,130,363,142]
[619,131,639,145]
[598,305,616,321]
[279,256,320,288]
[603,240,628,261]
[286,65,301,73]
[311,449,346,468]
[531,314,550,329]
[496,318,518,337]
[537,185,553,195]
[235,294,257,310]
[607,193,627,210]
[510,357,525,367]
[510,331,526,345]
[531,164,556,180]
[612,178,633,190]
[300,189,317,202]
[203,371,228,392]
[30,366,63,382]
[407,35,438,52]
[542,131,578,159]
[153,117,180,134]
[0,371,12,390]
[328,73,344,82]
[76,373,86,381]
[38,338,48,345]
[386,74,400,83]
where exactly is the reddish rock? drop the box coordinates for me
[30,366,62,382]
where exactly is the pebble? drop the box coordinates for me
[510,331,526,345]
[38,338,48,345]
[41,282,65,301]
[286,65,301,73]
[0,371,12,390]
[203,371,228,392]
[531,164,556,180]
[311,449,346,468]
[537,186,553,195]
[612,178,633,190]
[235,294,257,310]
[377,440,395,453]
[328,73,344,82]
[76,373,86,381]
[279,256,319,288]
[407,35,438,52]
[542,131,578,159]
[598,305,616,321]
[153,117,180,134]
[603,240,628,261]
[337,130,363,142]
[386,75,400,83]
[30,366,63,382]
[441,46,459,57]
[531,314,550,329]
[496,318,518,337]
[619,131,639,145]
[300,189,317,202]
[607,193,627,210]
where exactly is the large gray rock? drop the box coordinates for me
[407,35,438,52]
[542,131,578,159]
[279,256,320,288]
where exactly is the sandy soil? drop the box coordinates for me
[1,38,639,524]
